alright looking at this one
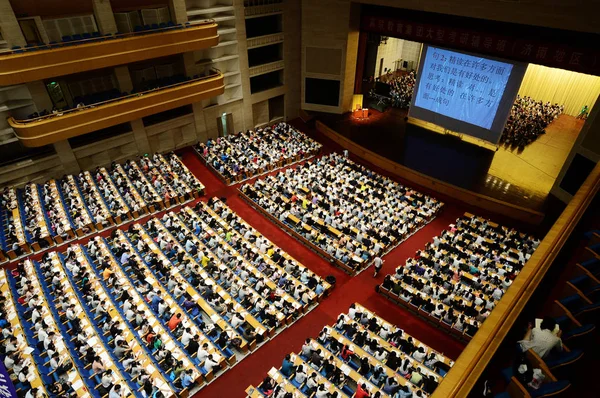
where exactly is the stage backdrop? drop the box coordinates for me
[409,45,527,144]
[518,64,600,116]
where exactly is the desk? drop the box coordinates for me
[289,353,344,396]
[113,231,225,373]
[208,200,331,297]
[326,327,423,395]
[21,259,96,398]
[354,303,453,369]
[0,270,47,395]
[72,244,175,397]
[183,207,299,321]
[137,221,248,357]
[47,252,134,398]
[93,237,205,385]
[80,171,115,226]
[109,165,148,214]
[310,338,385,396]
[201,202,320,303]
[168,213,273,341]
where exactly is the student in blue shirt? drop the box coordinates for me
[281,354,294,377]
[180,369,194,389]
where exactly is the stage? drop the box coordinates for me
[316,107,584,212]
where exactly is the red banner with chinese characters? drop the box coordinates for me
[361,15,600,76]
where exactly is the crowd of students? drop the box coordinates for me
[0,152,204,261]
[251,303,453,398]
[380,214,539,337]
[241,152,443,272]
[195,122,322,184]
[389,71,416,109]
[500,95,564,149]
[1,189,331,398]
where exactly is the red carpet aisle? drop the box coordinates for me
[179,149,467,398]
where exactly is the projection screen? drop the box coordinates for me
[409,45,527,144]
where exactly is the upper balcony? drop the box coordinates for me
[9,72,224,147]
[0,22,219,86]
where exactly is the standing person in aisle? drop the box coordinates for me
[373,256,384,277]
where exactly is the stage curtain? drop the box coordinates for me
[518,64,600,116]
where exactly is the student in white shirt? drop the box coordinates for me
[204,355,219,372]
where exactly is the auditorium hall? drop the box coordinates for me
[0,1,598,398]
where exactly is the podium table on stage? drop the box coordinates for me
[353,108,369,119]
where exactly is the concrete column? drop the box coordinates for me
[168,0,188,24]
[183,52,198,78]
[192,102,208,143]
[283,0,301,120]
[130,119,151,154]
[32,16,50,44]
[53,140,81,174]
[26,81,54,113]
[233,0,254,131]
[0,0,26,48]
[93,0,117,35]
[114,66,133,94]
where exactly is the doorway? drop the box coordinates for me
[46,81,69,110]
[216,113,234,137]
[19,19,42,45]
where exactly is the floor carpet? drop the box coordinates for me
[179,144,467,398]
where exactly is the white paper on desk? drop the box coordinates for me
[71,379,83,390]
[144,277,154,285]
[8,313,15,321]
[100,352,109,362]
[210,314,220,323]
[146,364,155,374]
[535,318,560,334]
[268,367,278,377]
[338,337,345,344]
[341,364,352,376]
[23,347,34,355]
[165,341,175,351]
[257,328,265,336]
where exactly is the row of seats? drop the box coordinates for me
[0,152,204,263]
[378,213,539,340]
[9,21,194,54]
[240,152,443,274]
[493,231,600,397]
[247,303,454,398]
[26,72,213,120]
[195,122,322,185]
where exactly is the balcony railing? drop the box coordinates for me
[246,33,285,49]
[249,60,285,77]
[244,3,284,17]
[9,72,224,147]
[0,21,219,86]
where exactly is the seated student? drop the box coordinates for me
[179,369,195,389]
[409,368,424,386]
[204,354,220,373]
[281,354,294,377]
[355,383,371,398]
[315,384,330,398]
[294,365,307,384]
[382,376,400,395]
[519,317,562,359]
